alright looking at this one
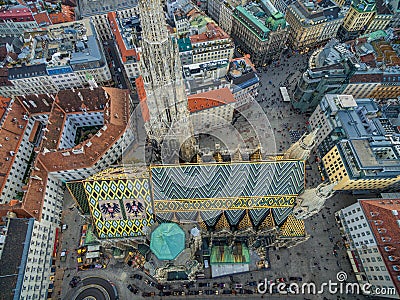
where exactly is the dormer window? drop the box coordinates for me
[374,220,383,225]
[377,228,387,234]
[370,212,379,217]
[382,237,392,242]
[385,246,396,252]
[389,255,397,261]
[393,266,400,271]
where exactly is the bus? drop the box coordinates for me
[279,87,291,102]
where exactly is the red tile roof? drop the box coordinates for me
[189,23,229,44]
[0,96,11,124]
[49,5,75,24]
[360,199,400,295]
[108,12,137,63]
[0,6,34,21]
[0,99,29,195]
[33,11,51,26]
[136,76,150,122]
[0,87,131,221]
[188,87,235,113]
[230,55,256,71]
[39,87,130,173]
[349,73,383,83]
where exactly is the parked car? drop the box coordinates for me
[127,284,138,294]
[132,274,143,280]
[205,290,213,295]
[199,282,210,287]
[204,259,209,268]
[148,281,157,287]
[222,290,231,294]
[61,224,68,232]
[60,249,67,262]
[69,276,80,288]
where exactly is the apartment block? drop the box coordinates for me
[308,94,382,156]
[337,0,376,41]
[285,0,344,51]
[179,23,234,81]
[107,12,140,86]
[227,56,260,108]
[77,0,139,41]
[322,137,400,191]
[294,34,400,113]
[336,199,400,298]
[0,19,112,98]
[0,86,134,299]
[188,87,236,132]
[231,0,289,66]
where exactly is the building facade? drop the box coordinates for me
[293,35,400,113]
[227,56,260,108]
[107,12,141,87]
[231,0,289,66]
[322,138,400,191]
[285,0,344,51]
[336,0,376,41]
[77,0,139,41]
[308,94,374,155]
[0,5,37,37]
[292,39,358,113]
[188,87,236,132]
[336,199,400,298]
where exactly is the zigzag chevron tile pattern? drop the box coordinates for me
[151,161,305,200]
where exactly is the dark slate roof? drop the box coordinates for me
[0,218,33,300]
[8,64,47,80]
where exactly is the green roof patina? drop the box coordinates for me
[150,223,185,260]
[177,38,192,52]
[266,12,287,31]
[360,30,388,42]
[235,5,270,41]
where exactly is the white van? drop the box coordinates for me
[204,259,209,268]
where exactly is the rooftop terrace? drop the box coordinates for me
[8,19,103,76]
